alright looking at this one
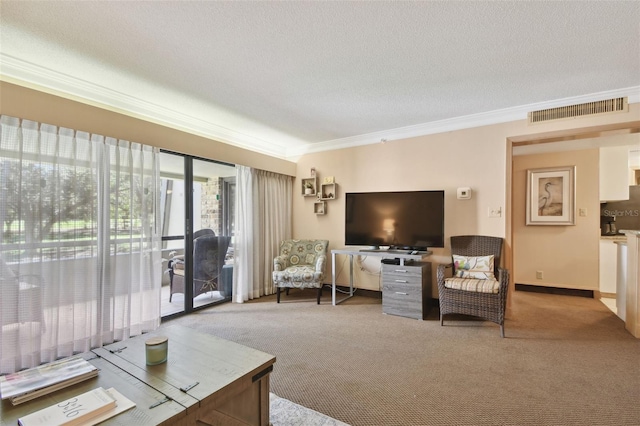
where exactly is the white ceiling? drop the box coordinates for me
[1,1,639,160]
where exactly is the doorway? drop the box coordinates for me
[506,122,640,311]
[159,152,236,318]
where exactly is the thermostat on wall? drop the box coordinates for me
[457,187,472,200]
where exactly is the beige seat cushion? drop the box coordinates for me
[444,277,500,294]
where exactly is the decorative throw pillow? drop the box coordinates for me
[453,255,495,280]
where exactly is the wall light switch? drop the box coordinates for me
[579,208,587,217]
[488,207,502,218]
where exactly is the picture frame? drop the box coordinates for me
[526,166,575,226]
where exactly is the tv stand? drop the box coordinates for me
[330,248,432,305]
[359,248,428,266]
[381,258,414,265]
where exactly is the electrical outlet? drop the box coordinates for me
[488,207,502,218]
[536,271,543,279]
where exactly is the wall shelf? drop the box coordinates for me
[314,201,326,215]
[301,177,317,197]
[319,183,337,200]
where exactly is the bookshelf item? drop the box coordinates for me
[314,201,326,215]
[301,177,317,196]
[0,356,99,405]
[323,176,334,184]
[319,182,337,200]
[17,387,116,426]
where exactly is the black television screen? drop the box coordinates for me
[345,190,445,249]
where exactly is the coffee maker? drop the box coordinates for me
[600,215,617,235]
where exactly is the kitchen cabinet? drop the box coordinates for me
[599,146,630,201]
[599,239,618,294]
[615,240,627,321]
[629,148,640,185]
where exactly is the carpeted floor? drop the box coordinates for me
[162,289,640,426]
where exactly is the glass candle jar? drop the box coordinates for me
[145,336,168,365]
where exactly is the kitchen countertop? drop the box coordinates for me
[601,235,627,241]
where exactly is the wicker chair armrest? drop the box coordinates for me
[497,267,510,292]
[274,255,289,271]
[436,263,453,291]
[436,262,453,279]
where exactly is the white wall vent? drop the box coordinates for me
[528,97,628,124]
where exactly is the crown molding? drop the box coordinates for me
[2,54,637,162]
[0,54,292,159]
[286,86,640,158]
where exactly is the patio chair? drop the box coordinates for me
[168,232,231,302]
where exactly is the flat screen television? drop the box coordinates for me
[345,190,445,249]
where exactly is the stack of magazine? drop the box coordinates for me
[16,386,135,426]
[0,356,99,405]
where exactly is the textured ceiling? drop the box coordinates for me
[1,1,639,159]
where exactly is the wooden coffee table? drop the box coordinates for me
[0,325,276,426]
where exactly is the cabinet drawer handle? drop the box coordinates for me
[394,269,408,273]
[394,279,408,283]
[395,291,408,295]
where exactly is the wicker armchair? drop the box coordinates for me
[168,233,231,302]
[273,239,328,304]
[437,235,509,337]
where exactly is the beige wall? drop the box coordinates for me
[293,106,640,294]
[293,125,515,293]
[513,150,600,290]
[0,82,297,176]
[2,80,639,294]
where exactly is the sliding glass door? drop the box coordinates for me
[159,152,235,318]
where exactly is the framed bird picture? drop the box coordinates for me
[526,166,576,225]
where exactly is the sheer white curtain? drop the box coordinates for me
[0,115,161,374]
[233,166,292,303]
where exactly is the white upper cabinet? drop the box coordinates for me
[629,148,640,185]
[600,146,630,202]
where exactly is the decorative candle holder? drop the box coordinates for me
[145,336,168,365]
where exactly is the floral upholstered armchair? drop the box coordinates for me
[273,239,329,304]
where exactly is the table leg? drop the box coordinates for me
[332,253,355,305]
[332,252,337,306]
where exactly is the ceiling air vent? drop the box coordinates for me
[528,97,628,124]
